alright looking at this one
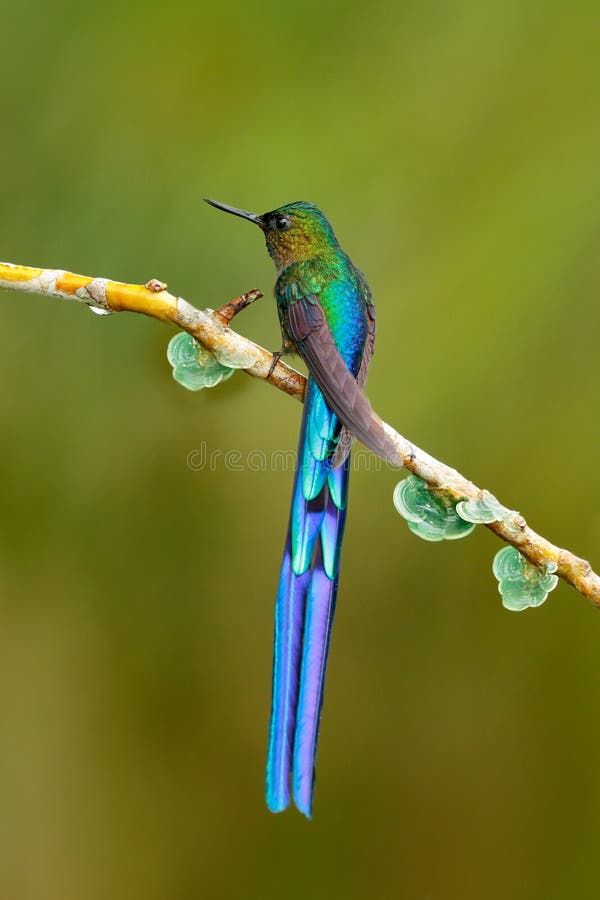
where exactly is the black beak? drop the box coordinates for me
[204,198,264,226]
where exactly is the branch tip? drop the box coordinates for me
[216,289,264,325]
[145,279,168,293]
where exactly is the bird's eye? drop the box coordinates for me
[273,215,290,231]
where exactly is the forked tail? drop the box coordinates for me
[266,381,349,817]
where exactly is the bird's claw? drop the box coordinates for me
[267,351,284,380]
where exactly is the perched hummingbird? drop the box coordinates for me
[205,199,399,817]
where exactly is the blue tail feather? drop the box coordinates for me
[266,545,310,813]
[266,380,350,817]
[291,479,325,575]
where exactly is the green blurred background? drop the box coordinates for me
[1,2,600,898]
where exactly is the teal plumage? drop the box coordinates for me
[205,199,398,817]
[269,247,371,816]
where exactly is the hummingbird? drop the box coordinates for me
[205,199,400,817]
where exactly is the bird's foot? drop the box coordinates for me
[267,350,284,380]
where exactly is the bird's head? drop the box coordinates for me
[204,199,339,271]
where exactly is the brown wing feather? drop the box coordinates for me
[286,298,401,466]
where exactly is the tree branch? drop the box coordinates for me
[1,260,598,609]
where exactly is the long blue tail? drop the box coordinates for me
[266,380,349,817]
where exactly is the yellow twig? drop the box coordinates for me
[0,262,305,401]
